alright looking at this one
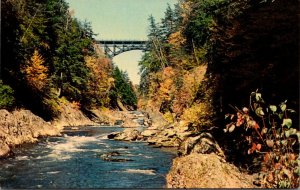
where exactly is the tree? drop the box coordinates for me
[110,67,137,109]
[160,3,175,40]
[22,49,48,91]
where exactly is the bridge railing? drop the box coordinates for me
[96,40,148,45]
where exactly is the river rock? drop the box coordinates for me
[114,128,141,141]
[141,129,158,137]
[166,153,255,188]
[0,142,11,158]
[100,151,134,162]
[162,129,176,138]
[122,119,141,128]
[160,137,181,147]
[107,132,119,139]
[178,133,225,157]
[176,131,193,140]
[114,120,124,126]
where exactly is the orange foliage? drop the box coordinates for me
[168,31,186,49]
[158,67,176,101]
[23,49,48,90]
[173,65,207,115]
[70,101,81,110]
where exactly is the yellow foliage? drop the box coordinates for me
[23,49,48,90]
[172,65,207,116]
[43,98,62,116]
[163,111,174,123]
[180,102,213,129]
[137,98,148,109]
[157,67,176,102]
[84,55,113,107]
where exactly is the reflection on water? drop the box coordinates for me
[0,126,176,189]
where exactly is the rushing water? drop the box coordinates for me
[0,126,176,189]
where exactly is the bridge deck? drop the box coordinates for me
[95,40,149,57]
[97,40,148,45]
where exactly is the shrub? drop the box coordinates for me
[163,111,174,123]
[224,91,299,188]
[0,80,15,109]
[181,102,213,130]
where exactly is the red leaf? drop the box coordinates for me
[274,163,281,170]
[256,143,262,151]
[264,153,270,162]
[253,123,260,130]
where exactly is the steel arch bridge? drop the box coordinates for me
[96,40,149,58]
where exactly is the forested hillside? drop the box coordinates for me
[138,0,299,188]
[1,0,136,119]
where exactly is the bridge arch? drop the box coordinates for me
[96,40,149,58]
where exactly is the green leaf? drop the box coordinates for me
[289,128,297,135]
[281,140,287,146]
[297,132,300,142]
[285,130,290,138]
[282,118,292,128]
[255,93,262,101]
[225,114,230,119]
[278,113,284,119]
[280,103,286,112]
[285,128,297,139]
[294,167,300,176]
[286,109,296,113]
[255,107,264,117]
[269,105,277,113]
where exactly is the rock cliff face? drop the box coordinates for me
[0,109,60,158]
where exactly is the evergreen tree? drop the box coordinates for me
[110,67,137,109]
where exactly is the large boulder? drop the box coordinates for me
[0,109,60,158]
[122,119,141,128]
[114,128,141,141]
[166,153,255,188]
[141,129,158,137]
[0,142,11,158]
[178,132,224,157]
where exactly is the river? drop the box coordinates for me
[0,125,176,188]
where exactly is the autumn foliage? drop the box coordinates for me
[84,55,114,108]
[23,49,48,91]
[225,91,299,188]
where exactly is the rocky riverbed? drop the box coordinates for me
[0,107,259,188]
[0,106,149,159]
[106,109,260,188]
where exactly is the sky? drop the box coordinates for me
[65,0,178,84]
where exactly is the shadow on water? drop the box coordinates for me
[0,126,176,189]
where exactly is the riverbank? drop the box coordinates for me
[107,108,260,188]
[0,109,60,158]
[0,125,176,188]
[0,106,259,188]
[0,104,147,158]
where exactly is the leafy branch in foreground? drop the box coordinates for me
[224,90,299,188]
